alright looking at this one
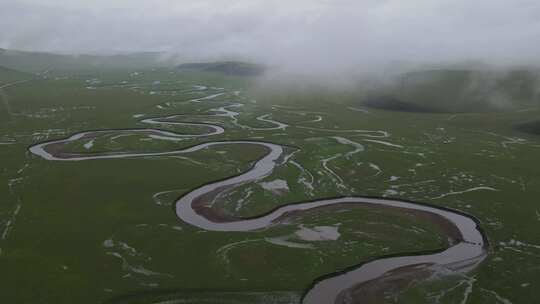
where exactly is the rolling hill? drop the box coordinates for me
[0,65,31,86]
[0,49,173,73]
[363,69,540,113]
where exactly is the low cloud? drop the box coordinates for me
[2,0,540,73]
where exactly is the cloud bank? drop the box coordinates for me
[2,0,540,72]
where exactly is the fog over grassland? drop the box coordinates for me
[3,0,540,113]
[2,0,540,74]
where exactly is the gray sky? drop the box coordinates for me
[2,0,540,71]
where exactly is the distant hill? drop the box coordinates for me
[363,69,540,113]
[177,61,266,76]
[0,49,267,76]
[0,65,31,85]
[0,49,173,73]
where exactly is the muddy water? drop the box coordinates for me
[28,103,487,303]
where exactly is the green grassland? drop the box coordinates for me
[1,60,540,304]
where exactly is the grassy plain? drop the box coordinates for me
[1,63,539,303]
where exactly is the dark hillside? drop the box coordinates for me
[362,69,540,113]
[178,61,265,76]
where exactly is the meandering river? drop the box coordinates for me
[28,89,487,303]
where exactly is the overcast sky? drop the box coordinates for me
[2,0,540,70]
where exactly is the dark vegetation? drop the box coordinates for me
[515,120,540,135]
[363,96,439,113]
